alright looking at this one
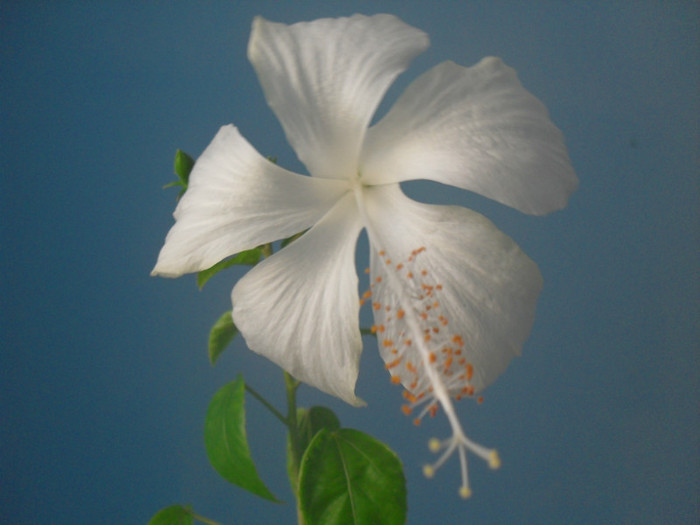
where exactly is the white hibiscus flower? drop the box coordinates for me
[153,14,577,496]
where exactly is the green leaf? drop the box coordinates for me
[287,406,341,492]
[174,149,195,185]
[204,376,280,502]
[360,327,377,338]
[208,311,237,365]
[163,150,195,201]
[299,428,406,525]
[196,248,262,289]
[280,229,308,249]
[298,406,341,450]
[147,505,194,525]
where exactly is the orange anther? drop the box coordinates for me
[373,302,381,310]
[378,325,386,333]
[404,339,412,346]
[364,267,370,274]
[413,418,422,426]
[362,290,372,299]
[436,284,443,290]
[420,312,428,320]
[466,363,474,380]
[375,276,382,283]
[370,325,377,334]
[396,263,404,270]
[477,396,484,404]
[429,404,438,418]
[432,327,439,333]
[421,269,428,276]
[406,361,417,373]
[379,250,386,256]
[403,391,418,403]
[385,358,402,369]
[444,356,453,371]
[406,272,413,279]
[397,309,405,319]
[424,334,431,343]
[452,335,464,347]
[382,339,394,347]
[401,405,412,415]
[391,375,401,384]
[429,352,437,363]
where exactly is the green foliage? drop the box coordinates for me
[196,248,262,289]
[299,429,406,525]
[174,149,195,183]
[281,229,308,249]
[287,406,341,494]
[147,505,194,525]
[297,406,341,451]
[204,377,280,502]
[208,311,237,365]
[359,327,377,338]
[163,149,195,200]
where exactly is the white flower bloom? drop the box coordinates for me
[153,14,577,496]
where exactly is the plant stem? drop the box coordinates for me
[284,371,305,525]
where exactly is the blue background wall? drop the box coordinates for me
[2,2,698,524]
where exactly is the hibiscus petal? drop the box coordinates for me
[152,125,349,277]
[361,58,578,215]
[247,15,429,180]
[362,184,542,393]
[232,193,365,406]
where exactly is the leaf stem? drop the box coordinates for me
[245,383,287,426]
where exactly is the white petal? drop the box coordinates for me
[232,193,365,406]
[362,184,542,393]
[247,15,429,180]
[361,58,578,215]
[152,125,349,277]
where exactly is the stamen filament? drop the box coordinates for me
[352,184,498,497]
